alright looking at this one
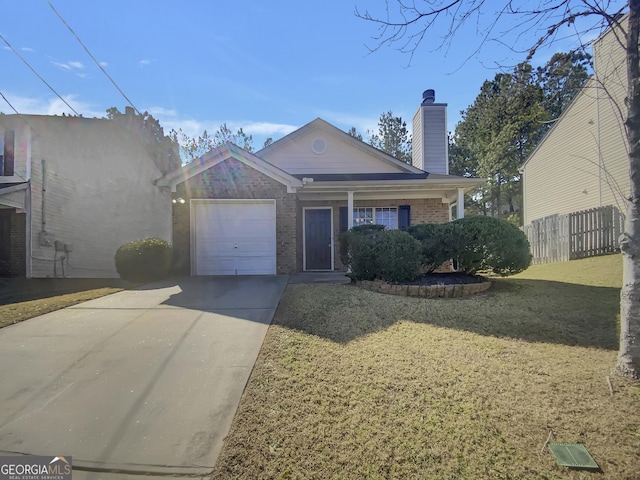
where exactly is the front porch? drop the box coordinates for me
[295,177,477,273]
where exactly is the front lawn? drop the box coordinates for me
[211,254,640,479]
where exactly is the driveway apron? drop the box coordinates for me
[0,276,288,479]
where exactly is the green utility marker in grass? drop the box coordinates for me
[548,443,600,470]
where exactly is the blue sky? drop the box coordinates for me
[1,1,623,148]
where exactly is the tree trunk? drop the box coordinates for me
[496,174,502,217]
[616,0,640,379]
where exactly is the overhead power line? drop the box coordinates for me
[0,33,81,116]
[0,90,35,182]
[46,0,142,115]
[0,90,20,115]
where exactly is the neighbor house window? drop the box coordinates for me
[353,207,398,229]
[1,130,14,176]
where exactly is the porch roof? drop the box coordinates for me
[293,172,429,181]
[296,174,484,198]
[0,182,28,210]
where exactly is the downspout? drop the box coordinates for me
[595,53,603,207]
[37,159,53,247]
[25,183,32,278]
[41,159,46,233]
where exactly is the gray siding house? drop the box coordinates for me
[0,114,172,278]
[521,18,629,226]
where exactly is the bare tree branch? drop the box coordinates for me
[356,1,627,68]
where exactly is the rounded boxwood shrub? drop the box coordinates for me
[375,229,422,283]
[407,222,474,273]
[340,224,385,281]
[453,216,532,275]
[114,238,172,282]
[406,223,453,273]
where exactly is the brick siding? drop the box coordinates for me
[172,158,452,275]
[298,198,450,271]
[172,158,298,275]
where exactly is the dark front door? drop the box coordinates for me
[305,208,332,270]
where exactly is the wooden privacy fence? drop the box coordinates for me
[523,205,623,264]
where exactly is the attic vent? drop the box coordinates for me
[311,137,327,155]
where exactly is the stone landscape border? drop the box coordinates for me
[356,278,491,298]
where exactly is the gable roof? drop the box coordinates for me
[257,118,425,174]
[520,76,597,172]
[155,142,304,193]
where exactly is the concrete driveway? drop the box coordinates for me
[0,276,288,479]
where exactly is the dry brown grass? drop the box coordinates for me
[0,287,124,328]
[212,254,640,479]
[0,278,137,327]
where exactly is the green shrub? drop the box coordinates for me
[406,223,459,273]
[340,225,385,281]
[453,216,532,275]
[376,230,422,283]
[351,224,386,234]
[342,216,531,281]
[114,238,172,282]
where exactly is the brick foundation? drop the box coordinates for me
[357,279,492,297]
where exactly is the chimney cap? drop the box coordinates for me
[422,89,436,105]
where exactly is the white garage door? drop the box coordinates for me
[193,199,276,275]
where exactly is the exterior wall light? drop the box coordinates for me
[172,197,186,204]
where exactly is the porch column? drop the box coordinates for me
[456,188,465,219]
[347,191,354,229]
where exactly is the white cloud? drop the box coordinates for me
[171,119,206,136]
[241,121,298,137]
[51,61,72,71]
[144,107,298,144]
[1,92,104,118]
[46,95,103,117]
[144,106,199,135]
[51,60,85,71]
[20,47,35,53]
[318,110,379,135]
[139,59,152,67]
[99,61,108,67]
[147,106,178,117]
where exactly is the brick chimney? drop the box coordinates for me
[412,89,449,174]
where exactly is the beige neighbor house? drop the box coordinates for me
[521,18,629,227]
[0,114,173,278]
[157,90,484,276]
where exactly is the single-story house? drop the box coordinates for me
[157,90,484,275]
[0,112,173,278]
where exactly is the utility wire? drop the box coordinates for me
[0,33,81,116]
[46,0,141,115]
[0,90,20,115]
[0,90,33,182]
